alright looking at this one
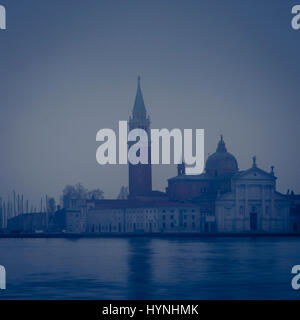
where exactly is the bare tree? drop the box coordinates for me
[62,183,104,208]
[88,189,104,200]
[62,183,88,208]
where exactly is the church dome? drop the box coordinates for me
[205,136,238,176]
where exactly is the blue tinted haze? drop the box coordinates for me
[0,0,299,204]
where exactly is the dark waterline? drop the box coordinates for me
[0,237,299,300]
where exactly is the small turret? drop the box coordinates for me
[252,156,257,168]
[217,135,227,153]
[177,162,186,176]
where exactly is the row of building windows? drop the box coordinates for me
[88,221,199,232]
[162,214,196,220]
[128,208,180,214]
[162,222,196,228]
[90,224,123,232]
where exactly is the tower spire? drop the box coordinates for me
[133,75,147,115]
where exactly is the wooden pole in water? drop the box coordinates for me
[13,190,16,217]
[7,196,10,220]
[21,194,24,214]
[17,194,20,216]
[45,195,48,230]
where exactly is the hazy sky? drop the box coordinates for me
[0,0,299,206]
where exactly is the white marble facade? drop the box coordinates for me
[216,166,290,233]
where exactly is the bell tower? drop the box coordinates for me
[128,76,152,198]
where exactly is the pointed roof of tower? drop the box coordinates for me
[133,76,147,114]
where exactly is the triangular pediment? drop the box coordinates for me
[233,166,276,181]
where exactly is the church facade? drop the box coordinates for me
[215,163,290,233]
[167,136,291,233]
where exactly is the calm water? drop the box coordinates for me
[0,237,299,300]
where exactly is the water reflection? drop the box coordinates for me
[0,237,299,299]
[127,238,154,299]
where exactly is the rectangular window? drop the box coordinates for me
[239,205,244,215]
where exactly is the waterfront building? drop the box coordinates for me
[75,79,294,234]
[7,212,47,233]
[86,199,199,234]
[82,135,291,234]
[4,79,298,235]
[215,158,290,233]
[289,192,300,232]
[167,137,291,233]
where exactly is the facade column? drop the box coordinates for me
[261,184,265,231]
[235,185,239,232]
[271,185,275,232]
